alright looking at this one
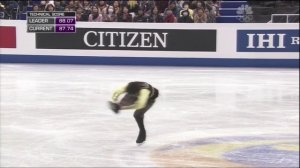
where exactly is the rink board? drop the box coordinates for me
[0,20,299,68]
[0,54,298,68]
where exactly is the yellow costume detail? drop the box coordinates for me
[112,86,150,110]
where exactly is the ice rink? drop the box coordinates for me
[0,64,299,167]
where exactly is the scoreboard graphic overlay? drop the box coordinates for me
[27,12,76,33]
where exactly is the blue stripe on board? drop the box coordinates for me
[0,54,299,68]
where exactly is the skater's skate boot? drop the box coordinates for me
[108,101,120,114]
[136,129,146,144]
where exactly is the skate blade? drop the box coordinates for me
[136,141,146,146]
[108,101,119,113]
[108,101,115,108]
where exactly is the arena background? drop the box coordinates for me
[0,0,299,167]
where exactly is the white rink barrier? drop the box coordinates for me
[0,20,299,67]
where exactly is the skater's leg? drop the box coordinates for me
[134,100,155,143]
[134,111,146,143]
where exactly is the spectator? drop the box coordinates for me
[139,0,155,16]
[0,0,225,22]
[59,1,67,8]
[156,0,168,13]
[0,2,4,9]
[190,0,198,9]
[64,6,70,11]
[82,0,91,11]
[18,1,28,13]
[149,6,163,22]
[193,1,205,13]
[98,0,108,14]
[177,0,185,9]
[205,8,216,23]
[206,0,218,14]
[209,0,219,11]
[208,0,219,19]
[102,6,117,22]
[67,0,76,11]
[194,8,207,23]
[40,0,47,11]
[164,8,176,23]
[127,0,139,13]
[88,6,103,22]
[0,2,5,19]
[45,1,55,11]
[74,0,83,9]
[32,4,40,12]
[133,7,147,22]
[164,1,180,17]
[76,7,84,21]
[113,1,121,15]
[1,1,18,19]
[117,5,133,22]
[119,0,129,7]
[81,0,91,18]
[54,1,64,11]
[105,1,114,6]
[39,1,49,4]
[178,10,193,23]
[179,2,194,19]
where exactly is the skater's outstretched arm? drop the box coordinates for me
[112,86,127,102]
[120,89,150,110]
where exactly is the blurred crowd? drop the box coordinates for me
[0,0,220,23]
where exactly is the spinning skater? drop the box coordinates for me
[109,81,159,144]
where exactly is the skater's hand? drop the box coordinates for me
[112,86,127,102]
[112,96,118,102]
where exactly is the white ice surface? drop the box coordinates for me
[0,64,299,167]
